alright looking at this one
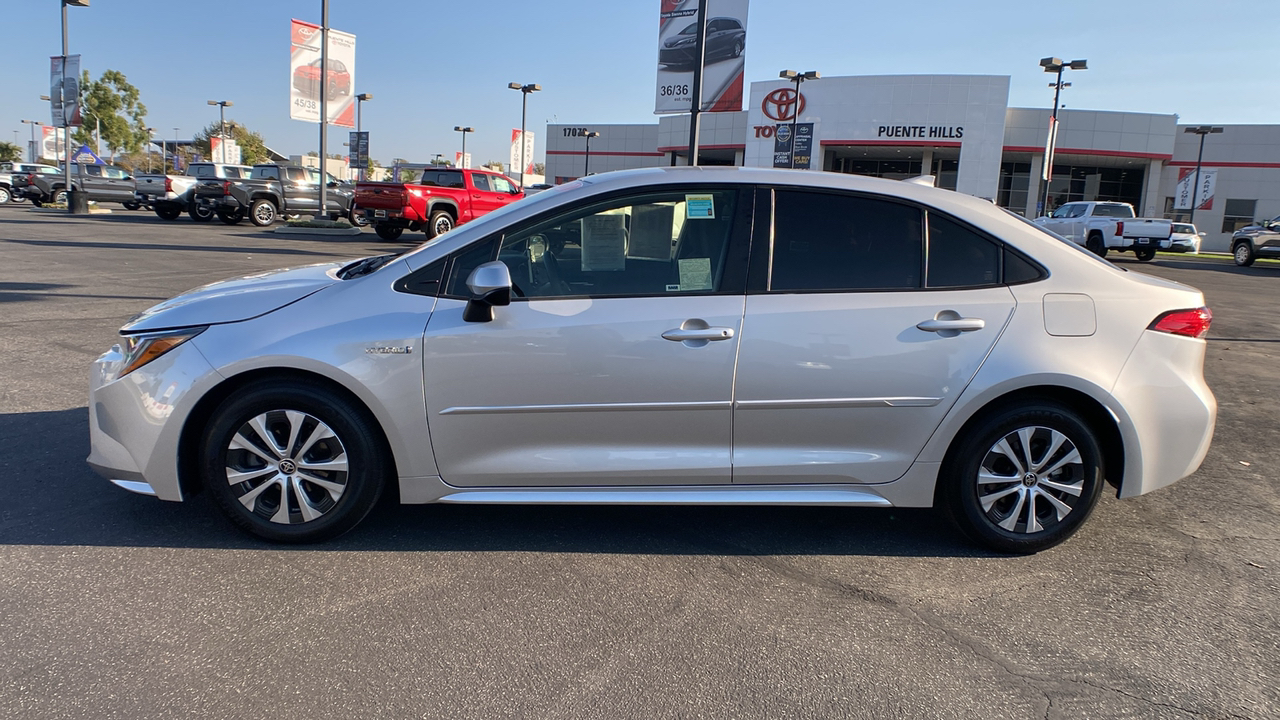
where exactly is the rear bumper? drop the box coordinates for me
[1112,330,1216,498]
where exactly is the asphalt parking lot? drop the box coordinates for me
[0,203,1276,719]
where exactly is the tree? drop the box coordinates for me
[192,121,271,165]
[398,168,418,183]
[0,142,21,163]
[73,69,149,155]
[534,162,545,175]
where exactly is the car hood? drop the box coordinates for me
[121,262,343,333]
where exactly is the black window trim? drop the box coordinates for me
[747,185,1047,295]
[395,184,755,301]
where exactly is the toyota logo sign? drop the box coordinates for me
[762,88,805,122]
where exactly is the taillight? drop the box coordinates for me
[222,181,233,196]
[1115,221,1124,236]
[164,177,172,192]
[1149,307,1211,339]
[27,174,35,183]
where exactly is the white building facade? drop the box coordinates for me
[544,73,1279,252]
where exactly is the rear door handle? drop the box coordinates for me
[917,314,985,335]
[662,327,735,342]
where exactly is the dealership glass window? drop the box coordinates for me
[470,173,491,192]
[926,213,1000,288]
[1044,164,1144,211]
[771,191,922,292]
[829,157,923,181]
[997,162,1032,213]
[931,159,960,191]
[494,190,737,298]
[1222,199,1257,234]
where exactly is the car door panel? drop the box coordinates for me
[422,295,744,487]
[732,288,1016,484]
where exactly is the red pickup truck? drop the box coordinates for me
[354,167,524,241]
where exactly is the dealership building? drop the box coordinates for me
[545,74,1280,252]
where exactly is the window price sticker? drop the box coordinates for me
[685,194,715,219]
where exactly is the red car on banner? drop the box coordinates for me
[289,18,356,128]
[292,58,352,101]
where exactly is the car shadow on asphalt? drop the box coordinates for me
[0,407,990,558]
[1113,257,1279,276]
[4,237,340,257]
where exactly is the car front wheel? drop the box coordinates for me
[0,186,10,204]
[1234,242,1255,267]
[201,378,387,543]
[939,403,1104,554]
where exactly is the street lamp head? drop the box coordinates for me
[1039,57,1062,70]
[40,94,51,101]
[802,71,821,80]
[1185,126,1225,135]
[454,126,474,132]
[207,100,233,107]
[586,131,600,138]
[779,70,798,79]
[64,0,91,7]
[525,84,541,93]
[1068,59,1088,70]
[508,82,522,90]
[356,93,373,101]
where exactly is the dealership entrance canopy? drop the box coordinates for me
[546,73,1280,252]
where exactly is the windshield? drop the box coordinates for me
[679,22,697,35]
[1172,223,1196,234]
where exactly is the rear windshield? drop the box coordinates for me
[420,170,465,189]
[1091,204,1135,218]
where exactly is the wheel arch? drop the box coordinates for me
[427,199,459,219]
[932,383,1127,504]
[177,366,402,500]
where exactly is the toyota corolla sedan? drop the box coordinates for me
[88,167,1216,553]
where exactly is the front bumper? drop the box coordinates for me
[87,339,222,502]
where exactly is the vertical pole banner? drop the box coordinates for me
[290,19,356,128]
[655,0,749,114]
[50,56,82,128]
[41,127,67,162]
[510,129,536,177]
[455,152,471,169]
[1175,168,1217,211]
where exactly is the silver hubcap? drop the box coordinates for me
[225,410,349,525]
[976,426,1085,534]
[255,204,274,223]
[0,188,9,203]
[1236,246,1249,263]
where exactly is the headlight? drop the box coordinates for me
[117,327,206,379]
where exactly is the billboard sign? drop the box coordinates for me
[49,55,82,128]
[655,0,748,114]
[510,129,535,177]
[1175,167,1216,211]
[349,131,369,168]
[772,122,813,169]
[289,19,356,128]
[40,126,67,162]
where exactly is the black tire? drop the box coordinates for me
[189,204,215,222]
[1085,233,1108,258]
[249,198,278,226]
[938,402,1105,554]
[155,206,182,220]
[0,186,11,204]
[374,223,404,241]
[1133,247,1156,262]
[31,199,43,208]
[200,377,387,543]
[731,40,743,58]
[427,209,455,239]
[1233,242,1255,267]
[217,209,243,225]
[123,200,142,211]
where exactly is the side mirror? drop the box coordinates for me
[327,181,339,188]
[1198,231,1207,237]
[462,261,513,323]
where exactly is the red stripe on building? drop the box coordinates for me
[1002,146,1173,161]
[655,144,745,153]
[1167,161,1280,168]
[546,150,665,157]
[820,140,963,148]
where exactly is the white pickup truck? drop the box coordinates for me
[134,162,252,221]
[1034,201,1172,261]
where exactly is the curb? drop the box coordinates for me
[27,206,113,215]
[273,225,364,236]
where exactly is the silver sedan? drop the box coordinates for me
[88,167,1216,553]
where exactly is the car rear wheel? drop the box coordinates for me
[374,223,403,241]
[123,200,141,211]
[217,209,243,225]
[349,206,369,227]
[427,210,455,239]
[249,198,278,226]
[0,186,10,204]
[189,204,214,222]
[1134,247,1156,262]
[939,403,1104,554]
[155,206,182,220]
[200,378,386,543]
[731,40,743,58]
[1085,233,1107,258]
[52,189,68,205]
[1234,242,1255,267]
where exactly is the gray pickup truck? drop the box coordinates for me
[0,162,60,204]
[14,162,141,209]
[134,162,253,221]
[192,163,355,226]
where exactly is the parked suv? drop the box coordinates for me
[15,163,140,209]
[1231,216,1280,266]
[0,162,60,204]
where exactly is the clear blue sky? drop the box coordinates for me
[3,0,1276,167]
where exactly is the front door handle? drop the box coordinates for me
[917,311,985,337]
[662,319,735,347]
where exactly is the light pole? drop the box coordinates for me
[21,120,42,162]
[206,100,232,162]
[1183,126,1223,224]
[61,0,89,213]
[508,82,540,190]
[453,126,473,169]
[172,127,179,172]
[778,70,819,169]
[1037,57,1087,215]
[356,93,372,180]
[145,126,155,172]
[583,131,599,176]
